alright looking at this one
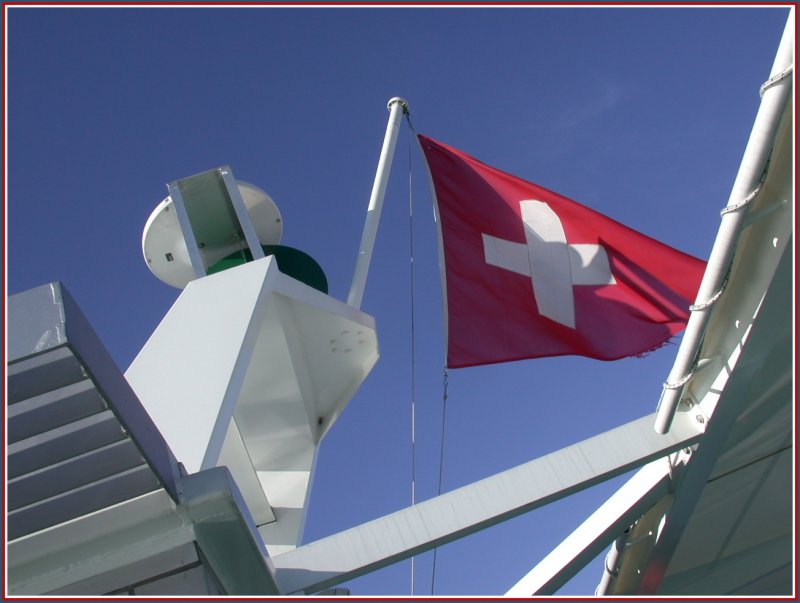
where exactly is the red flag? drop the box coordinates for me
[418,135,706,369]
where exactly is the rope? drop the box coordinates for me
[604,551,620,577]
[663,370,695,390]
[720,182,762,216]
[430,368,449,595]
[404,106,417,134]
[682,180,764,322]
[689,265,731,313]
[406,119,418,597]
[663,347,703,390]
[759,64,793,97]
[671,168,771,397]
[689,285,726,312]
[400,110,448,594]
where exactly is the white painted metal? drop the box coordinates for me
[219,166,266,261]
[591,22,795,591]
[347,97,408,309]
[658,450,793,595]
[55,542,207,596]
[654,13,794,434]
[637,232,792,594]
[219,420,276,526]
[128,258,276,474]
[505,458,679,596]
[166,182,207,280]
[143,175,282,288]
[593,477,675,596]
[8,466,283,596]
[607,236,792,594]
[272,411,703,595]
[7,490,193,595]
[180,467,281,594]
[9,15,791,595]
[6,284,181,542]
[125,255,379,556]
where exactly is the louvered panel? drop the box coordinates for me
[7,282,183,547]
[7,464,161,540]
[8,410,126,479]
[8,379,107,444]
[7,347,86,404]
[8,439,146,511]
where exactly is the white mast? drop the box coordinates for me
[347,97,409,309]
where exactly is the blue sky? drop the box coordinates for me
[5,4,792,596]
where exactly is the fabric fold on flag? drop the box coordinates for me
[418,134,706,369]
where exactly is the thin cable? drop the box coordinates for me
[407,123,418,597]
[403,112,449,594]
[405,111,449,595]
[429,368,449,595]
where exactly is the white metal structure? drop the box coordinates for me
[126,255,379,556]
[654,13,795,435]
[348,96,408,309]
[5,12,793,595]
[129,163,378,557]
[142,168,282,289]
[7,284,280,595]
[510,13,795,596]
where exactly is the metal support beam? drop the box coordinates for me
[637,244,793,595]
[273,411,703,594]
[218,166,265,261]
[7,490,193,595]
[181,467,281,595]
[167,182,207,279]
[505,457,681,596]
[654,13,794,434]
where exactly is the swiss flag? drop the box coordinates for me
[418,135,706,369]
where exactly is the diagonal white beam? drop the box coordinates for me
[505,458,678,596]
[272,411,703,595]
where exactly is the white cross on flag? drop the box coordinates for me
[418,135,706,369]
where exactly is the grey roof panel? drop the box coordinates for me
[6,282,182,540]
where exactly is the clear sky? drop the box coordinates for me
[5,4,792,596]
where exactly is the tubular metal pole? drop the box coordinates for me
[347,97,409,309]
[653,14,794,434]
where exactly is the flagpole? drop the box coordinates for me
[347,97,409,309]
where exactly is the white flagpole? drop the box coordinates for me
[347,97,409,309]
